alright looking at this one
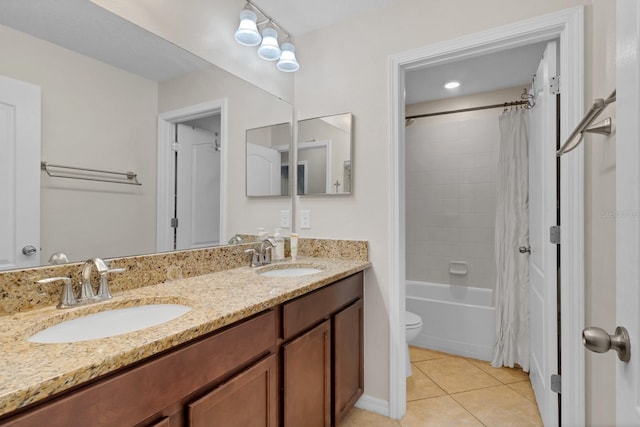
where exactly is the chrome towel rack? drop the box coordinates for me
[557,89,616,157]
[41,161,142,186]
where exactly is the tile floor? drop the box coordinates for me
[341,346,543,427]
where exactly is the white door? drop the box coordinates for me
[175,124,220,250]
[616,1,640,424]
[527,40,559,426]
[246,142,281,196]
[0,75,41,270]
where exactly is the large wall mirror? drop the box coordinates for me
[0,1,292,270]
[246,123,291,197]
[297,113,353,195]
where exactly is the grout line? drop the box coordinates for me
[404,350,542,426]
[449,393,489,427]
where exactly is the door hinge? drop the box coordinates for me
[550,75,560,95]
[171,218,179,228]
[551,374,561,394]
[550,225,560,244]
[171,142,180,152]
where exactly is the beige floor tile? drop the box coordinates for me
[467,358,530,384]
[341,407,401,427]
[407,364,447,401]
[409,346,450,362]
[414,357,501,394]
[400,395,483,427]
[452,385,543,426]
[507,380,537,403]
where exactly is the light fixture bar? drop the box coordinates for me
[245,0,292,40]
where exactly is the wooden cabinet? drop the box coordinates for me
[1,310,277,427]
[281,272,364,427]
[0,271,364,427]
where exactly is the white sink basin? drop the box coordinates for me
[259,267,323,278]
[28,304,191,344]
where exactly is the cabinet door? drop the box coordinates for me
[333,299,364,424]
[188,354,277,427]
[283,320,331,427]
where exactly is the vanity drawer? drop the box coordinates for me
[282,272,363,341]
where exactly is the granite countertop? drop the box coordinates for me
[0,257,370,417]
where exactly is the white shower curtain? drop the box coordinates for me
[491,108,530,371]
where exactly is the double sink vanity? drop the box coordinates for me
[0,240,370,426]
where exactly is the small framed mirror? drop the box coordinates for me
[246,123,291,197]
[297,112,353,195]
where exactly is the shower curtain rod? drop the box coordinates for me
[406,99,529,120]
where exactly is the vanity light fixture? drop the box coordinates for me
[234,1,298,72]
[444,81,461,89]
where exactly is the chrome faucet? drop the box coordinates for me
[244,238,277,267]
[80,258,109,301]
[36,258,125,309]
[259,238,276,265]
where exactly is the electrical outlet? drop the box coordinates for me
[300,210,311,229]
[280,210,290,228]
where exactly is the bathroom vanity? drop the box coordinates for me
[0,257,367,427]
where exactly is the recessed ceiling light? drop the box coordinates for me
[444,81,460,89]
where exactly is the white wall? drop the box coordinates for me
[0,24,158,263]
[294,0,615,422]
[92,0,294,103]
[405,87,523,289]
[158,66,293,237]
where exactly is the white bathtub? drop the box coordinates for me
[406,280,496,361]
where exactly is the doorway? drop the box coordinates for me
[157,100,227,252]
[388,6,585,425]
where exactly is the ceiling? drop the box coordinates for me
[252,0,397,36]
[249,0,548,105]
[3,0,548,102]
[405,42,548,105]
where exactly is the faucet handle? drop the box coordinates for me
[245,248,260,267]
[96,267,126,300]
[37,277,76,309]
[262,246,273,264]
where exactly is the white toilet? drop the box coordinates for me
[405,310,423,376]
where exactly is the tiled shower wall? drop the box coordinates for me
[405,87,523,289]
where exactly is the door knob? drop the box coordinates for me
[582,326,631,362]
[519,246,531,254]
[22,245,37,256]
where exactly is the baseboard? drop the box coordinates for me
[355,394,390,417]
[412,335,493,361]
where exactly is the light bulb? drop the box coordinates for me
[277,42,299,72]
[258,26,281,61]
[235,9,261,46]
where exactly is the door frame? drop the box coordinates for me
[157,99,227,252]
[388,6,585,424]
[616,0,640,423]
